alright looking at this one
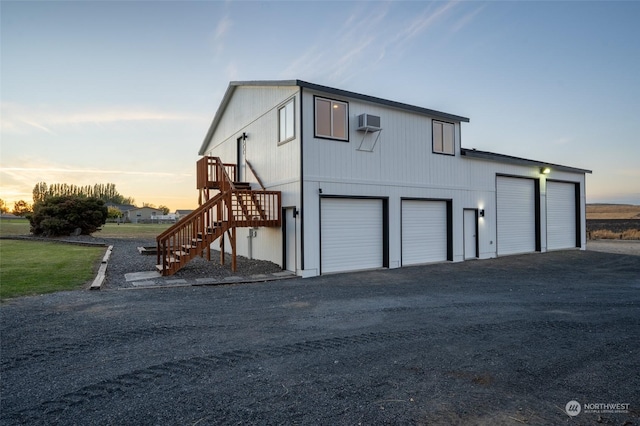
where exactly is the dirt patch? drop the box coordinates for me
[587,239,640,256]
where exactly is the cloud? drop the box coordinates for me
[0,102,205,134]
[226,61,239,81]
[393,1,457,43]
[279,3,390,84]
[211,15,232,54]
[451,4,486,34]
[20,119,57,135]
[0,164,192,205]
[215,16,232,40]
[280,0,476,86]
[1,167,190,177]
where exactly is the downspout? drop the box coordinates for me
[247,228,256,259]
[299,86,305,271]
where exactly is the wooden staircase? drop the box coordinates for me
[156,157,281,276]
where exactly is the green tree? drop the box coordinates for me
[29,196,108,237]
[107,206,123,220]
[32,181,48,204]
[158,205,170,215]
[0,198,8,213]
[12,200,32,216]
[32,181,135,205]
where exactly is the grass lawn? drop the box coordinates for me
[95,222,172,238]
[0,219,172,239]
[0,240,106,300]
[0,218,30,236]
[586,204,640,219]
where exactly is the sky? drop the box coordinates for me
[1,0,639,211]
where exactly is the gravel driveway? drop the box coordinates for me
[1,248,639,425]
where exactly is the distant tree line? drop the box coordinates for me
[0,198,32,216]
[32,182,135,205]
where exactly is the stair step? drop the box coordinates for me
[173,250,189,259]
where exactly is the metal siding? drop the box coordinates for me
[496,177,536,255]
[321,198,383,273]
[205,86,301,189]
[401,200,447,265]
[546,181,576,250]
[203,86,301,267]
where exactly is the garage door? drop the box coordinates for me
[547,181,577,250]
[497,177,536,255]
[321,198,383,274]
[402,200,448,265]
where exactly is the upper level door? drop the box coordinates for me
[236,136,245,182]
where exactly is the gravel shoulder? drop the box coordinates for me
[1,248,639,425]
[102,237,285,289]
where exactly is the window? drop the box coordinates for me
[433,120,455,155]
[315,97,348,141]
[278,99,295,143]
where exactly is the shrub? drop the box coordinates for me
[29,196,108,237]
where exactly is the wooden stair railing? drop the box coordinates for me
[156,191,231,276]
[157,156,281,276]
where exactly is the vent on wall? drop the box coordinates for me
[357,114,381,132]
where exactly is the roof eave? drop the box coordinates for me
[461,148,592,174]
[296,80,470,123]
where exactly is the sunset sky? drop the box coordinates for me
[2,1,639,211]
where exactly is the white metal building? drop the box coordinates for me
[199,80,591,278]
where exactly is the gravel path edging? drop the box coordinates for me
[90,245,113,290]
[0,235,107,247]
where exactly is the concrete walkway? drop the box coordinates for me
[123,270,296,289]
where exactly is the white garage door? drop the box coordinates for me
[321,198,383,274]
[547,181,577,250]
[497,177,536,255]
[402,200,448,265]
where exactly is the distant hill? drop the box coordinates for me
[586,204,640,219]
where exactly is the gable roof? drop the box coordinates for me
[199,80,470,155]
[126,206,163,213]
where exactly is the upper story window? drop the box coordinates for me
[433,120,455,155]
[315,97,348,141]
[278,99,295,144]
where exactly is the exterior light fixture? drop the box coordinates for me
[479,209,485,217]
[540,167,551,174]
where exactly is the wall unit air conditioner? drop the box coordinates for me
[357,114,381,132]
